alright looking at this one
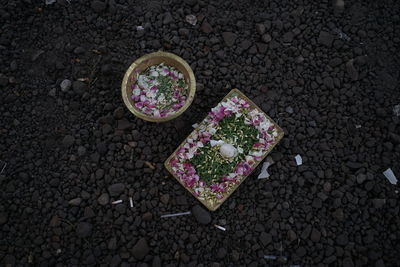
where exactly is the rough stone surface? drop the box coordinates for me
[191,205,211,225]
[0,2,399,266]
[222,32,237,47]
[318,31,334,47]
[131,238,149,260]
[76,222,92,238]
[108,183,125,197]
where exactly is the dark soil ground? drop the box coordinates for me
[1,0,400,266]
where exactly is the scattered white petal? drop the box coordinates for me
[210,140,224,147]
[150,70,159,77]
[214,224,226,231]
[258,161,271,179]
[355,124,362,129]
[161,211,191,218]
[136,26,144,31]
[46,0,57,5]
[295,154,302,166]
[264,255,278,260]
[185,15,197,26]
[129,197,133,208]
[112,200,123,204]
[192,123,199,128]
[383,168,398,185]
[394,104,400,117]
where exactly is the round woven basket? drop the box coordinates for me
[121,51,196,122]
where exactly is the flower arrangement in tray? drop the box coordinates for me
[165,89,284,211]
[131,63,189,118]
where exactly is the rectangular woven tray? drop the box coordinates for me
[164,89,284,211]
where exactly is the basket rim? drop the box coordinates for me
[121,51,196,122]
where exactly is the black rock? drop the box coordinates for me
[346,59,359,81]
[108,237,117,250]
[324,77,334,89]
[31,50,44,61]
[84,207,95,218]
[98,193,109,205]
[259,231,272,246]
[117,119,132,130]
[97,142,107,155]
[72,81,87,95]
[318,31,334,47]
[160,194,170,204]
[356,173,367,184]
[336,233,349,246]
[113,107,124,119]
[108,183,125,196]
[216,248,227,258]
[3,255,15,266]
[69,197,82,206]
[256,23,265,35]
[76,222,93,238]
[0,74,8,86]
[390,133,400,144]
[343,257,354,267]
[0,212,8,225]
[310,228,321,242]
[132,238,149,260]
[152,256,162,267]
[191,205,211,225]
[240,40,252,50]
[262,34,272,43]
[62,135,75,148]
[372,199,386,209]
[163,12,174,24]
[346,161,363,169]
[222,32,237,47]
[282,31,294,42]
[293,86,303,95]
[200,20,213,33]
[91,0,106,13]
[184,0,198,6]
[73,46,85,55]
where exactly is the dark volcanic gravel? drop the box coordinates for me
[1,0,400,266]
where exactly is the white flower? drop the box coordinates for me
[133,88,141,96]
[146,90,156,98]
[150,70,159,77]
[187,147,197,159]
[137,75,148,89]
[220,144,237,158]
[197,141,204,148]
[251,150,263,157]
[153,110,160,117]
[140,95,146,102]
[245,155,254,162]
[210,140,224,147]
[208,127,217,134]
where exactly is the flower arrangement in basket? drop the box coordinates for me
[165,89,284,211]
